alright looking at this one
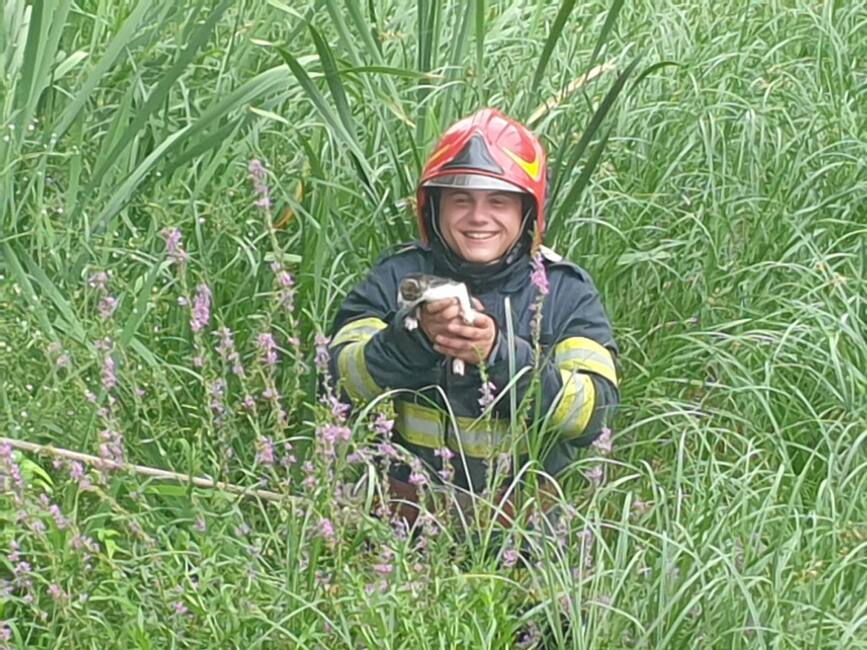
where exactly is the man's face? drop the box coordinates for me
[438,188,525,264]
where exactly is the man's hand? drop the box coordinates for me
[419,298,497,365]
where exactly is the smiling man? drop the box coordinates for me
[327,108,620,525]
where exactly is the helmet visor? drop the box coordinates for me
[422,173,526,194]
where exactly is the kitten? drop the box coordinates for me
[397,273,478,376]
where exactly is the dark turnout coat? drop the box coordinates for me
[327,242,619,492]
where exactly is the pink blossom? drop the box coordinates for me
[48,583,66,602]
[100,350,116,391]
[585,465,603,487]
[255,436,275,466]
[376,442,399,459]
[190,284,212,333]
[317,424,351,445]
[478,381,497,409]
[374,414,394,437]
[314,334,330,370]
[318,517,336,543]
[160,227,188,265]
[591,426,612,455]
[88,271,109,291]
[98,295,118,320]
[248,160,270,210]
[530,252,549,295]
[257,332,278,366]
[502,547,520,568]
[373,563,393,576]
[214,326,244,377]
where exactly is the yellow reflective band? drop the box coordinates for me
[395,401,525,458]
[554,337,618,387]
[337,340,381,401]
[396,400,445,449]
[552,370,596,438]
[331,317,387,348]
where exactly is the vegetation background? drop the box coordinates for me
[1,0,865,647]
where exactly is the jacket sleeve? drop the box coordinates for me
[486,265,620,446]
[327,257,441,401]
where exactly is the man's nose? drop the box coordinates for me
[467,201,489,222]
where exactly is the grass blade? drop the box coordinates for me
[530,0,577,92]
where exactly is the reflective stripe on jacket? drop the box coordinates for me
[328,242,620,491]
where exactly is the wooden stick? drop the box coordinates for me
[0,436,294,505]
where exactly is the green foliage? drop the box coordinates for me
[1,0,866,648]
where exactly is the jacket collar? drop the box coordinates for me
[426,242,531,295]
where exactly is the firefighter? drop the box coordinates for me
[327,108,619,526]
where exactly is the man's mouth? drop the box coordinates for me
[463,232,497,241]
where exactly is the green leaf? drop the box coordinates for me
[530,0,577,92]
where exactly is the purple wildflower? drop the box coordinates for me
[8,541,20,563]
[173,601,189,616]
[317,424,351,446]
[210,379,227,418]
[435,447,455,480]
[101,350,117,392]
[48,504,69,530]
[376,442,399,459]
[97,428,124,467]
[327,394,350,422]
[517,621,542,649]
[271,263,296,311]
[281,442,297,466]
[70,534,99,557]
[214,326,244,377]
[1,623,10,644]
[314,334,330,371]
[194,517,207,533]
[585,465,603,488]
[373,563,393,576]
[255,436,275,466]
[0,443,24,492]
[48,583,66,602]
[98,295,118,320]
[301,461,317,490]
[190,284,212,333]
[408,471,427,487]
[318,517,336,544]
[592,426,612,455]
[530,252,549,295]
[257,332,278,366]
[502,547,520,569]
[68,461,91,490]
[56,353,71,369]
[161,227,188,265]
[373,413,394,437]
[478,381,497,409]
[88,271,109,291]
[248,160,271,209]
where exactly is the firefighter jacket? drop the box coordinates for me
[327,241,620,492]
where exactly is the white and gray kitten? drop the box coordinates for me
[397,273,478,376]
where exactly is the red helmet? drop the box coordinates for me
[416,108,548,244]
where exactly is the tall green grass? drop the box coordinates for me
[1,0,865,647]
